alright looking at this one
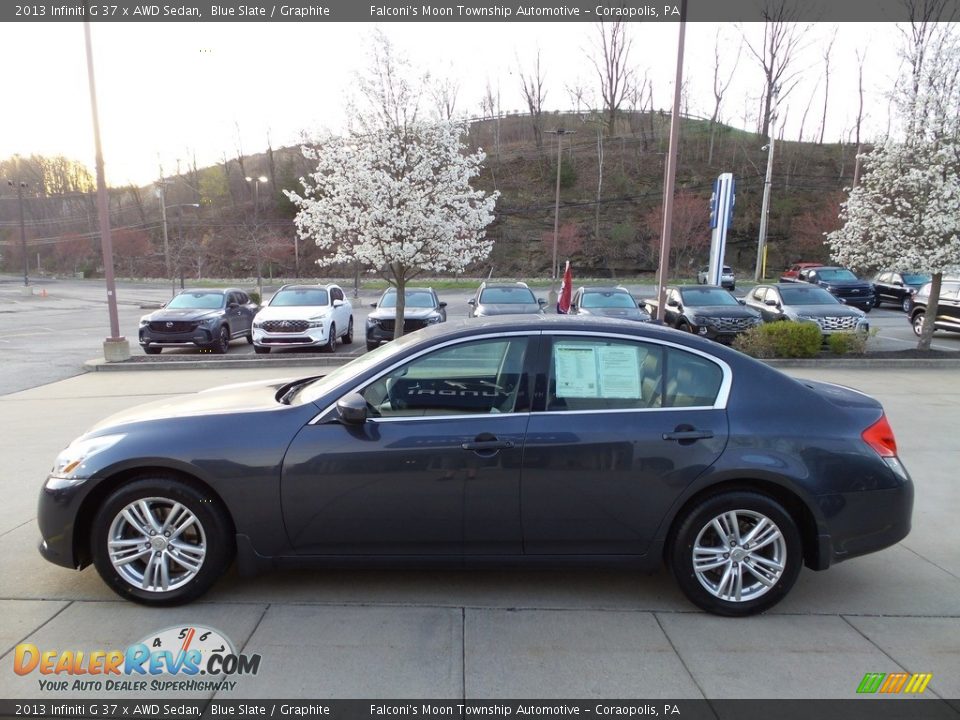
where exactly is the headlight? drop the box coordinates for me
[253,320,263,329]
[796,315,818,322]
[425,314,442,324]
[693,316,712,326]
[307,317,326,329]
[47,433,126,488]
[199,316,219,326]
[139,316,150,327]
[366,317,377,327]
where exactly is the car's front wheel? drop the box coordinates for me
[669,491,802,616]
[90,477,234,606]
[323,324,337,353]
[343,317,354,345]
[912,312,925,337]
[211,326,230,354]
[902,297,912,313]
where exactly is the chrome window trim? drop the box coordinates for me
[309,328,732,424]
[368,411,532,424]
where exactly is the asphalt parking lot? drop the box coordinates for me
[0,362,958,702]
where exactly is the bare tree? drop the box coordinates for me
[742,2,811,138]
[854,47,867,147]
[588,20,636,135]
[708,29,742,165]
[430,73,460,120]
[818,27,838,144]
[518,49,548,153]
[481,78,502,165]
[797,78,820,142]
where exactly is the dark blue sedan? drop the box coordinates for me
[38,316,912,616]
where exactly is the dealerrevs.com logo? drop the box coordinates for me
[857,672,933,694]
[13,625,261,693]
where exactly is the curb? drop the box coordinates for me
[763,358,960,369]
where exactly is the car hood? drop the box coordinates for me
[787,304,864,318]
[255,305,332,321]
[476,304,542,315]
[144,308,221,322]
[581,307,650,321]
[87,378,301,433]
[686,306,759,319]
[369,307,439,320]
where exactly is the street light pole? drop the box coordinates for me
[7,176,29,287]
[246,175,268,300]
[157,181,174,298]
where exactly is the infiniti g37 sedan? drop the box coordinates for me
[38,316,913,616]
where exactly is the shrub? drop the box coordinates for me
[827,330,869,356]
[732,322,823,359]
[249,290,262,306]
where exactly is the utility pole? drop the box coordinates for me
[544,128,574,282]
[7,174,29,288]
[246,175,268,300]
[157,179,175,298]
[755,89,778,282]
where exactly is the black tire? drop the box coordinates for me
[912,312,925,337]
[245,331,254,345]
[874,295,883,308]
[668,490,802,616]
[90,477,234,606]
[862,306,871,314]
[323,324,337,353]
[677,320,692,333]
[254,345,270,354]
[211,326,230,354]
[902,297,911,313]
[342,317,354,345]
[366,341,378,352]
[143,346,161,355]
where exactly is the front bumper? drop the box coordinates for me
[253,326,330,348]
[139,326,216,347]
[37,476,90,570]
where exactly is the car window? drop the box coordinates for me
[664,349,724,408]
[780,286,839,305]
[816,268,858,282]
[360,337,530,417]
[330,287,344,302]
[902,273,931,285]
[270,289,330,306]
[479,286,536,304]
[878,272,891,283]
[751,288,767,302]
[680,287,740,306]
[166,292,225,310]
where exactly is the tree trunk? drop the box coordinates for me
[918,272,942,351]
[393,264,406,339]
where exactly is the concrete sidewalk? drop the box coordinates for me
[0,367,958,702]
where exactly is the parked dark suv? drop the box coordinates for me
[909,281,960,337]
[139,288,258,354]
[468,282,545,317]
[645,285,761,343]
[872,270,932,312]
[796,266,875,312]
[366,287,447,351]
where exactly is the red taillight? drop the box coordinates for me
[862,414,898,457]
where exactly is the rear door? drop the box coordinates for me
[520,333,729,556]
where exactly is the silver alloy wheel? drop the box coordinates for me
[691,509,787,603]
[107,497,207,593]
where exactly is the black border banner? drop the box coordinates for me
[3,0,958,23]
[1,699,959,720]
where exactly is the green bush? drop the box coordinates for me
[732,322,823,359]
[827,331,869,356]
[249,290,262,306]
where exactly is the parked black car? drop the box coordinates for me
[38,315,913,616]
[744,284,870,337]
[468,281,545,317]
[872,271,932,312]
[796,266,875,312]
[569,286,651,322]
[645,285,762,343]
[908,280,960,337]
[138,288,258,354]
[366,287,447,351]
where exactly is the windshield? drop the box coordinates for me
[480,287,537,304]
[379,290,436,308]
[269,288,329,307]
[581,291,636,309]
[680,288,740,307]
[903,273,931,285]
[780,287,839,305]
[166,292,225,310]
[816,269,858,282]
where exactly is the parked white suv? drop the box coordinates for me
[252,284,353,353]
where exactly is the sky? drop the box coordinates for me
[0,20,908,188]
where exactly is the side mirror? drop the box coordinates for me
[228,302,239,309]
[332,299,344,308]
[737,299,746,305]
[538,298,547,306]
[765,298,778,307]
[468,299,476,306]
[336,393,368,425]
[369,302,378,308]
[439,301,447,308]
[666,298,678,308]
[894,281,904,287]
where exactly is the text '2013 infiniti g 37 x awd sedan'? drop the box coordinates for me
[37,316,913,616]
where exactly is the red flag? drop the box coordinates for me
[557,261,573,314]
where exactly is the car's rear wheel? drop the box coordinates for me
[323,324,337,353]
[669,491,802,616]
[212,326,230,354]
[912,312,925,337]
[90,477,233,606]
[143,346,161,355]
[343,317,354,345]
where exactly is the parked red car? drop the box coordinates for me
[780,262,825,283]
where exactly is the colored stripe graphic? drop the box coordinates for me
[904,674,933,694]
[857,672,932,694]
[857,673,885,694]
[880,672,909,693]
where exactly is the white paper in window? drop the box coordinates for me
[554,344,598,397]
[598,345,643,398]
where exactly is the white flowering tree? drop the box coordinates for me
[827,23,960,350]
[286,34,498,339]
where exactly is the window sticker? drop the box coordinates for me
[597,345,643,398]
[554,344,598,397]
[554,342,646,399]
